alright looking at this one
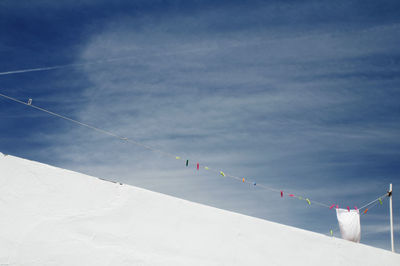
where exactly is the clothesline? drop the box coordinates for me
[359,192,389,210]
[0,91,389,214]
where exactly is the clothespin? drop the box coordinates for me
[204,166,209,170]
[347,206,350,212]
[27,98,32,105]
[197,163,199,170]
[354,206,358,211]
[363,208,368,214]
[378,198,383,205]
[186,160,189,167]
[289,194,294,197]
[330,229,333,236]
[220,171,225,177]
[336,205,339,209]
[175,156,181,160]
[242,178,245,183]
[306,198,311,205]
[329,204,335,210]
[280,191,283,198]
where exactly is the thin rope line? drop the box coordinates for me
[0,91,388,212]
[0,92,177,158]
[361,198,384,213]
[359,193,388,210]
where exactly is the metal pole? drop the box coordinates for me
[389,183,394,252]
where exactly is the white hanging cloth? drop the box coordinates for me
[336,208,361,243]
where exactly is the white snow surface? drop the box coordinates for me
[0,153,398,266]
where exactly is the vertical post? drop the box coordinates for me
[389,183,394,252]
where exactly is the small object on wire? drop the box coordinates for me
[197,163,199,170]
[298,196,303,200]
[280,191,283,198]
[347,206,350,212]
[242,178,245,183]
[220,171,226,177]
[253,182,256,186]
[27,98,32,105]
[121,137,128,141]
[354,206,358,210]
[289,194,294,197]
[336,205,339,209]
[378,198,383,205]
[330,229,333,236]
[363,208,368,214]
[175,156,181,160]
[204,166,209,170]
[306,198,311,205]
[329,204,335,210]
[186,160,189,167]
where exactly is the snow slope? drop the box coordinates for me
[0,153,398,266]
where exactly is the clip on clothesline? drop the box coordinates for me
[0,92,390,215]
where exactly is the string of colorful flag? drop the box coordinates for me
[0,91,390,217]
[176,155,389,213]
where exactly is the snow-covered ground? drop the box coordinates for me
[0,153,398,266]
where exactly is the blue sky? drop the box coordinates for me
[1,0,400,251]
